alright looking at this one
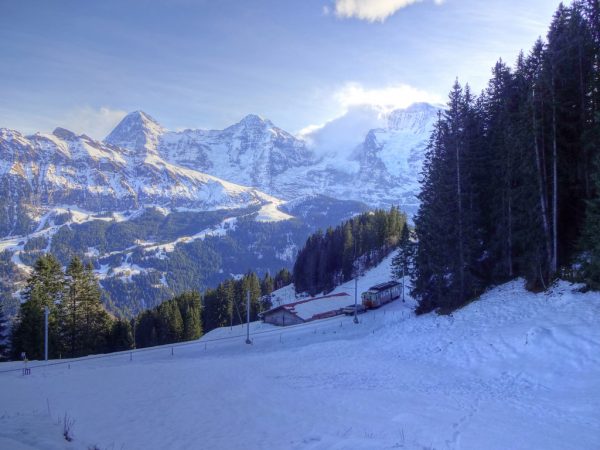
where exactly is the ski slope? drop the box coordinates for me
[1,257,599,449]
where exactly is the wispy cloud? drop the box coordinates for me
[332,0,445,22]
[60,106,127,140]
[334,82,443,111]
[297,81,442,142]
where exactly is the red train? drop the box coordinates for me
[361,281,401,309]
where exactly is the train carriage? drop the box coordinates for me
[361,281,401,309]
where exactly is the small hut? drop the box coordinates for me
[260,292,351,326]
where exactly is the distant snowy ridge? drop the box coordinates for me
[0,123,292,238]
[102,103,442,213]
[0,102,440,238]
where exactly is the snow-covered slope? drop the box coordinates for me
[1,254,598,449]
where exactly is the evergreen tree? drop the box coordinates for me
[413,81,486,313]
[220,280,235,326]
[11,254,65,360]
[63,257,111,357]
[580,151,600,289]
[391,224,414,281]
[412,113,450,312]
[108,319,134,352]
[240,272,262,320]
[135,310,158,348]
[79,262,111,355]
[0,301,9,361]
[484,60,518,280]
[260,273,274,296]
[178,291,202,341]
[156,300,183,344]
[273,268,292,290]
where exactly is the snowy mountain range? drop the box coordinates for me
[0,102,440,236]
[0,124,286,238]
[0,102,440,313]
[103,103,441,213]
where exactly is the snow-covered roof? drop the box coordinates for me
[368,281,400,292]
[262,292,351,321]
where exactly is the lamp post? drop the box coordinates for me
[353,276,359,324]
[402,263,405,303]
[353,238,359,324]
[44,306,49,362]
[245,290,251,344]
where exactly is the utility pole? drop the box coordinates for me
[230,292,233,331]
[44,306,49,362]
[245,290,251,344]
[353,238,359,324]
[353,276,359,324]
[402,263,405,303]
[132,318,136,349]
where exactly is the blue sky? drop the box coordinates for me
[0,0,563,138]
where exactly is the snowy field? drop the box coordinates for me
[1,258,599,449]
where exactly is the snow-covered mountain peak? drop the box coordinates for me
[237,113,272,128]
[387,103,440,132]
[52,127,78,141]
[224,114,279,137]
[0,128,25,143]
[105,110,165,156]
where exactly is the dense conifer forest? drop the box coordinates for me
[412,0,600,313]
[9,255,126,360]
[2,196,367,317]
[293,208,406,296]
[4,252,292,359]
[134,292,202,348]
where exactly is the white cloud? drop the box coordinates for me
[332,0,444,22]
[297,82,443,159]
[334,82,443,111]
[60,106,127,140]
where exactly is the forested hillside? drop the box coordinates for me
[134,292,202,349]
[9,255,132,360]
[202,269,291,331]
[293,208,406,296]
[413,0,600,313]
[0,195,368,318]
[5,250,293,360]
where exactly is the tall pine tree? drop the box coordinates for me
[11,254,64,360]
[0,301,9,361]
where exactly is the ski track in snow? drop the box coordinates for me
[0,267,599,449]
